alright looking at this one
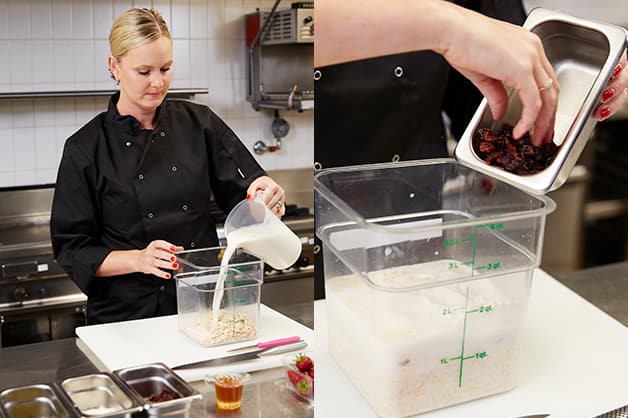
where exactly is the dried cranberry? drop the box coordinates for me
[473,125,560,175]
[148,387,178,402]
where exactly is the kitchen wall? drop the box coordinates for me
[0,0,313,188]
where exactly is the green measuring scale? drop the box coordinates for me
[440,222,505,387]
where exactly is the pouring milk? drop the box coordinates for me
[210,197,302,333]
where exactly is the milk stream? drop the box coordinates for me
[209,222,300,334]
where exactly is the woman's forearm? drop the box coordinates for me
[95,249,141,277]
[314,0,465,67]
[94,240,183,279]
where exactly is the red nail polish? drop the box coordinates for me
[246,194,251,200]
[165,273,171,279]
[170,246,175,252]
[602,88,615,102]
[600,107,611,119]
[170,256,175,262]
[172,263,178,269]
[613,64,622,78]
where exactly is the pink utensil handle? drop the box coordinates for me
[258,336,300,349]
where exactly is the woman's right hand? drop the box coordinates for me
[137,240,184,279]
[437,4,559,146]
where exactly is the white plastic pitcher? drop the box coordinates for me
[224,197,301,270]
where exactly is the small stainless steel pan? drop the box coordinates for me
[455,8,628,194]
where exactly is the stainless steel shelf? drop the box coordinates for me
[254,98,314,111]
[0,88,208,99]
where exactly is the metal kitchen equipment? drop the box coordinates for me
[57,373,144,418]
[0,384,71,418]
[0,186,86,347]
[314,159,555,417]
[455,8,628,195]
[246,1,314,111]
[174,247,264,347]
[114,363,202,417]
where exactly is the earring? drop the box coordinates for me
[108,69,120,85]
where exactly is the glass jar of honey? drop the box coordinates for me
[206,372,250,410]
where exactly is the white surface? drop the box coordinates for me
[76,304,313,382]
[314,269,628,418]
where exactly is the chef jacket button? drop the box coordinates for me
[160,286,165,291]
[138,174,144,180]
[394,66,404,78]
[148,212,154,219]
[182,204,188,211]
[392,154,400,162]
[160,131,165,137]
[171,166,177,172]
[190,241,196,248]
[313,70,321,81]
[125,141,132,147]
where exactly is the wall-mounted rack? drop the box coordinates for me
[0,88,208,100]
[246,1,314,111]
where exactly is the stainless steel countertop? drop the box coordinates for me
[189,368,313,417]
[0,338,312,417]
[0,302,315,417]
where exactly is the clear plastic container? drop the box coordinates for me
[314,159,556,418]
[174,247,263,347]
[224,197,302,270]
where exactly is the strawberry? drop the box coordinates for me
[308,366,314,379]
[295,354,313,373]
[295,376,313,397]
[287,369,303,386]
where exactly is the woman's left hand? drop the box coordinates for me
[595,49,628,121]
[247,176,286,217]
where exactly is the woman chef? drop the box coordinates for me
[50,8,286,324]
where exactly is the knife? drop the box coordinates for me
[171,340,307,370]
[512,415,550,418]
[226,336,301,353]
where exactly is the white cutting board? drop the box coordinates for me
[314,270,628,418]
[76,305,313,382]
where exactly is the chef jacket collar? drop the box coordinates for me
[106,92,165,137]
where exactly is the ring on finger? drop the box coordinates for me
[538,79,553,92]
[275,201,283,209]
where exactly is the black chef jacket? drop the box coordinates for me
[313,0,527,299]
[50,93,265,324]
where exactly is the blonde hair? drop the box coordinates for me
[109,8,171,60]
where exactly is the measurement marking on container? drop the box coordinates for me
[442,223,506,272]
[442,306,466,315]
[440,289,492,387]
[472,262,501,271]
